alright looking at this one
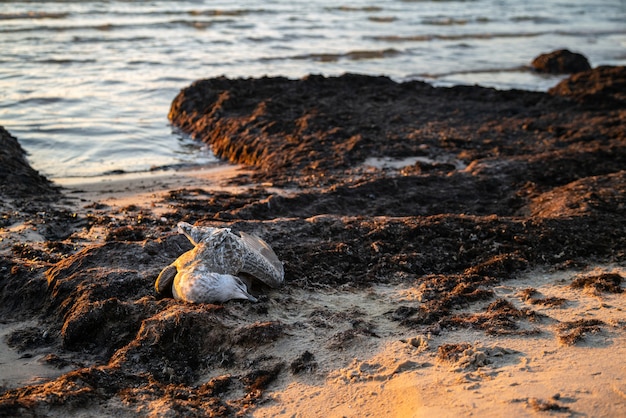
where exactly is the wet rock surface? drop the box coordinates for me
[1,67,625,416]
[531,49,591,74]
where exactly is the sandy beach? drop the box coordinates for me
[2,163,624,417]
[1,65,625,416]
[253,264,626,417]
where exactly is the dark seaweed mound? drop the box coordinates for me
[1,66,625,416]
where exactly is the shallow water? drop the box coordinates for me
[1,0,625,179]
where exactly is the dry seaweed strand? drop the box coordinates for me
[556,319,605,345]
[442,298,541,336]
[437,343,473,363]
[528,397,571,413]
[518,287,567,307]
[571,273,623,294]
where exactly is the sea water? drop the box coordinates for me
[1,0,625,180]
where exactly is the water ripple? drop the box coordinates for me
[1,0,623,179]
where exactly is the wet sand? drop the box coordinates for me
[1,66,625,417]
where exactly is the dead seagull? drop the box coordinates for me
[155,222,284,303]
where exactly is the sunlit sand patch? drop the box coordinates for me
[252,264,626,417]
[494,264,625,324]
[56,164,252,216]
[0,221,47,255]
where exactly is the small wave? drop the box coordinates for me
[101,79,125,86]
[510,15,561,24]
[58,158,223,180]
[556,28,626,37]
[0,23,121,33]
[373,28,626,43]
[249,32,326,43]
[290,48,401,62]
[421,16,492,26]
[0,19,236,34]
[345,49,402,60]
[35,58,97,65]
[167,19,237,29]
[368,16,398,23]
[188,9,268,17]
[372,31,547,42]
[16,97,68,105]
[155,76,191,84]
[415,65,531,79]
[127,60,164,66]
[422,17,469,25]
[0,12,69,20]
[400,0,478,2]
[326,6,383,12]
[72,35,153,44]
[174,20,215,29]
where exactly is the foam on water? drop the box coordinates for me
[0,0,624,179]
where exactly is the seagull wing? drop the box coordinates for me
[238,231,284,288]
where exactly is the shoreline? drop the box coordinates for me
[55,163,254,210]
[1,67,625,416]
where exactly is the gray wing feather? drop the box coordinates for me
[238,231,284,288]
[239,231,282,272]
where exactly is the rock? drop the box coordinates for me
[531,49,591,74]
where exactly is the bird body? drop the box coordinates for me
[155,222,284,303]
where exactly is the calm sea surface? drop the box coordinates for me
[1,0,625,180]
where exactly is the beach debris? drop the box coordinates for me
[556,319,604,345]
[438,342,518,371]
[570,272,623,294]
[518,287,567,307]
[155,222,284,303]
[290,351,317,375]
[527,397,571,413]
